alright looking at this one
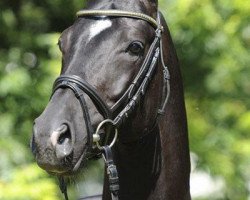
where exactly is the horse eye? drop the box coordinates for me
[126,41,144,56]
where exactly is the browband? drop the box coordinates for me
[76,9,163,30]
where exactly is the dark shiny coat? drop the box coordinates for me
[32,0,191,199]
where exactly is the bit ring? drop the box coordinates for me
[93,119,118,150]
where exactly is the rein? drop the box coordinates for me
[52,9,170,200]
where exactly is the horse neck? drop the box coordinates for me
[148,98,191,200]
[101,66,191,200]
[102,114,190,200]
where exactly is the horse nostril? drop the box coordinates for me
[50,124,69,146]
[51,124,73,160]
[58,127,71,145]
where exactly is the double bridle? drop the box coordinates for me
[52,9,170,200]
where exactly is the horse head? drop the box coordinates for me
[31,0,191,199]
[32,0,162,175]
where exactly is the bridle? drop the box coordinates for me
[52,9,170,200]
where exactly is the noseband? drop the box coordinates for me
[52,9,170,200]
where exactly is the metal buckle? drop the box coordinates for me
[93,119,118,150]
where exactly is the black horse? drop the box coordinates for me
[31,0,191,199]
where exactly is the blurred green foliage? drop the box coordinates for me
[160,0,250,199]
[0,0,249,199]
[0,0,83,199]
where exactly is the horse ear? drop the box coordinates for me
[144,0,158,17]
[144,0,158,6]
[140,0,158,16]
[149,0,158,5]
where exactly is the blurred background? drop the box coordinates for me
[0,0,249,199]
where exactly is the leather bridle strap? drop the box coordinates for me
[114,45,161,126]
[52,80,95,149]
[110,29,161,112]
[102,146,119,200]
[53,75,112,119]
